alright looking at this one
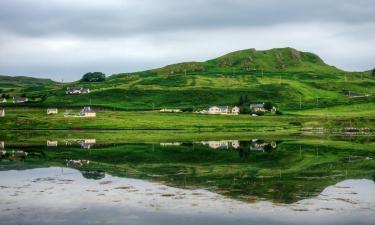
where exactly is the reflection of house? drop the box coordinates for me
[13,97,29,103]
[47,140,58,147]
[66,87,90,94]
[207,106,240,115]
[0,150,6,157]
[201,140,240,149]
[0,98,6,103]
[66,159,90,167]
[12,150,28,158]
[160,142,182,146]
[0,108,4,117]
[78,139,96,149]
[250,140,278,152]
[47,108,58,115]
[80,107,96,117]
[0,141,4,149]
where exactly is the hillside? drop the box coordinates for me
[0,48,374,113]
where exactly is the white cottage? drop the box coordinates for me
[80,107,96,117]
[0,108,4,117]
[66,87,90,94]
[13,97,28,103]
[208,106,229,114]
[0,98,6,103]
[47,108,58,115]
[47,140,58,147]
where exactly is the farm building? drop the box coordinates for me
[0,98,6,103]
[80,107,96,117]
[47,108,58,115]
[207,106,240,115]
[66,87,90,94]
[250,103,277,113]
[13,97,28,103]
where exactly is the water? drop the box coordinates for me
[0,134,374,225]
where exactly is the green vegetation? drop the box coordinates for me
[0,48,373,115]
[0,108,373,131]
[80,72,106,82]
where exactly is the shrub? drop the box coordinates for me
[81,72,106,82]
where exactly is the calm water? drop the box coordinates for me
[1,135,374,225]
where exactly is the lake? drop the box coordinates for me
[0,132,374,225]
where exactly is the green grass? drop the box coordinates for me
[0,48,373,114]
[0,108,374,131]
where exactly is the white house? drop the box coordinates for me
[0,98,6,103]
[208,106,229,114]
[0,142,4,149]
[0,108,4,117]
[80,107,96,117]
[47,108,58,115]
[66,87,90,94]
[13,97,28,103]
[250,103,277,113]
[207,106,240,115]
[47,140,58,147]
[160,109,182,113]
[231,106,240,115]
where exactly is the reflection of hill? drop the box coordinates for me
[81,170,105,180]
[0,139,374,204]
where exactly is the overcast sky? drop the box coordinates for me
[0,0,374,81]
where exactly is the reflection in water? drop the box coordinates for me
[77,139,96,149]
[0,136,374,225]
[0,167,374,225]
[47,140,58,147]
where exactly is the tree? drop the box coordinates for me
[238,96,244,106]
[21,93,27,97]
[81,72,106,82]
[264,102,273,111]
[372,68,375,80]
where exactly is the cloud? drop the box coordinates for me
[0,0,374,81]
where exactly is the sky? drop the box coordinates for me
[0,0,374,81]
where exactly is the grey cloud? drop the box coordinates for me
[0,0,374,38]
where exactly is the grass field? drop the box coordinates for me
[1,48,374,113]
[0,108,374,131]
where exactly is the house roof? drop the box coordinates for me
[250,103,265,108]
[209,106,228,110]
[67,86,89,91]
[13,97,28,101]
[81,107,95,113]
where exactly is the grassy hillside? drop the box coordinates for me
[0,48,374,113]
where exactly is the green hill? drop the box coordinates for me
[0,48,374,113]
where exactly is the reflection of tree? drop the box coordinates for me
[81,170,105,180]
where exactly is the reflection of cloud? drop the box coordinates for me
[0,168,374,225]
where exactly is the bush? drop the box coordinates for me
[81,72,106,82]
